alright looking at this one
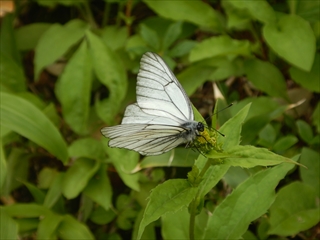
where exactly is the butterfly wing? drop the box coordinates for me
[102,124,188,155]
[135,52,194,123]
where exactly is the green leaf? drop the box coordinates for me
[140,24,160,51]
[34,19,87,79]
[244,59,288,99]
[55,40,92,135]
[273,135,298,152]
[228,0,276,24]
[83,164,112,211]
[104,140,140,191]
[86,31,127,124]
[15,23,51,51]
[0,92,68,163]
[169,40,196,57]
[263,14,316,71]
[312,102,320,133]
[57,215,94,240]
[68,137,105,160]
[37,211,63,239]
[137,179,197,239]
[2,148,30,195]
[0,207,19,240]
[101,26,128,51]
[43,173,64,208]
[162,21,182,50]
[203,162,295,239]
[190,35,251,62]
[224,145,301,168]
[218,103,251,150]
[0,51,26,92]
[161,207,208,239]
[21,181,46,204]
[296,119,313,144]
[144,0,224,32]
[268,182,320,236]
[62,158,100,199]
[289,53,320,93]
[300,148,320,197]
[0,13,21,64]
[178,64,215,95]
[90,206,116,225]
[288,0,320,22]
[4,203,50,217]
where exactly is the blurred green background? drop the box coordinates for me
[0,0,319,239]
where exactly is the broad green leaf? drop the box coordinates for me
[0,92,68,163]
[162,21,182,50]
[228,0,276,24]
[15,23,51,51]
[203,162,295,239]
[224,145,301,168]
[196,157,230,197]
[178,64,215,96]
[4,203,50,217]
[101,26,127,51]
[169,40,196,57]
[83,164,112,211]
[296,119,313,144]
[263,14,316,71]
[218,103,251,150]
[244,59,288,99]
[86,31,127,124]
[37,211,63,239]
[57,215,94,240]
[55,40,92,135]
[43,173,64,208]
[190,35,251,62]
[34,19,87,79]
[0,207,19,240]
[137,179,197,239]
[62,158,100,199]
[68,137,105,161]
[300,148,320,197]
[273,135,298,152]
[289,53,320,92]
[140,24,160,51]
[144,0,224,32]
[258,123,277,148]
[90,206,116,225]
[0,51,26,92]
[38,167,59,189]
[268,182,320,236]
[288,0,320,22]
[104,139,140,191]
[161,207,208,240]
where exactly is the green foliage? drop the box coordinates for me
[1,0,319,239]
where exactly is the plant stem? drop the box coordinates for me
[189,158,220,240]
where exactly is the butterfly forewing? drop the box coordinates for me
[137,52,194,122]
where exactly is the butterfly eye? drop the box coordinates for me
[197,122,204,132]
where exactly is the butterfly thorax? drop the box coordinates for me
[180,121,204,142]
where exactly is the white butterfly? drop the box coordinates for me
[101,52,205,155]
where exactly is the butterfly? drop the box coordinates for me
[101,52,205,155]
